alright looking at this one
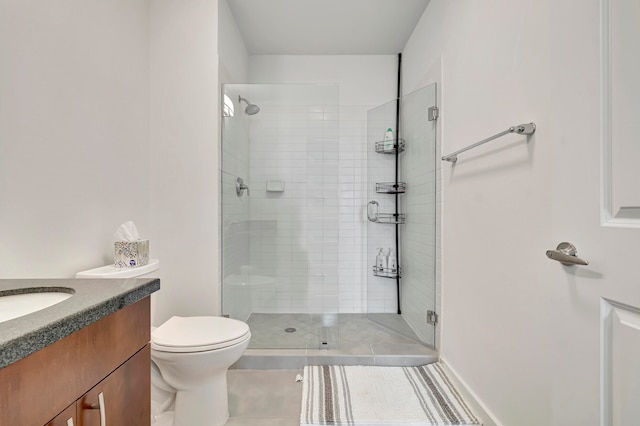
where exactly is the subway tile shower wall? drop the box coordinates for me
[366,100,402,314]
[243,104,370,314]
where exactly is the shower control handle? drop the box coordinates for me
[236,177,250,197]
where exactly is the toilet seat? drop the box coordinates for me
[151,316,251,353]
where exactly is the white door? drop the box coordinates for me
[549,0,640,424]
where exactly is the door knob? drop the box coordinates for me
[546,242,589,266]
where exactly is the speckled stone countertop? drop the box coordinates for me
[0,278,159,370]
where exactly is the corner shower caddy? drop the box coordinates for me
[376,182,406,194]
[367,200,406,225]
[368,137,406,280]
[366,52,406,314]
[374,139,405,154]
[372,265,402,279]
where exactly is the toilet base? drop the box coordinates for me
[173,372,229,426]
[152,411,174,426]
[151,317,250,426]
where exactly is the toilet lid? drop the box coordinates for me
[151,316,250,353]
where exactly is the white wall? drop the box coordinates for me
[249,55,397,106]
[0,0,150,278]
[218,0,249,84]
[402,0,604,424]
[150,0,220,325]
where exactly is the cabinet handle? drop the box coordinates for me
[89,392,107,426]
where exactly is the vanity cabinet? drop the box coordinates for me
[0,297,151,426]
[77,345,150,426]
[46,404,76,426]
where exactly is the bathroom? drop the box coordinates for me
[1,0,639,425]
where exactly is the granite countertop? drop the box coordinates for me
[0,278,160,370]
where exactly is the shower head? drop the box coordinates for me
[238,96,260,115]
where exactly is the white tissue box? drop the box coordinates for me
[114,240,149,268]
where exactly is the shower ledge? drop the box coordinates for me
[231,345,439,370]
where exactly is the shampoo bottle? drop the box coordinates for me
[376,248,387,274]
[387,248,397,275]
[383,128,394,151]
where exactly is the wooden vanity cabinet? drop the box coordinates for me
[77,345,150,426]
[0,297,151,426]
[46,403,77,426]
[43,345,150,426]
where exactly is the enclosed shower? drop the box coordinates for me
[220,82,437,354]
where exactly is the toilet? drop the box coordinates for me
[151,315,250,426]
[76,260,251,426]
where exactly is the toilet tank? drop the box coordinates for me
[76,259,160,325]
[75,259,160,279]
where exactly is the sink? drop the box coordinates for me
[0,289,73,324]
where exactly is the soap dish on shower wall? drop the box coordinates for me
[266,180,285,192]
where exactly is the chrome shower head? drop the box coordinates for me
[238,96,260,115]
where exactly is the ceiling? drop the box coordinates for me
[226,0,431,55]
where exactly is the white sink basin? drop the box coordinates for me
[0,290,73,324]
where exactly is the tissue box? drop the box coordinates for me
[114,240,149,268]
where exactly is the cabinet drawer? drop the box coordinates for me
[78,345,150,426]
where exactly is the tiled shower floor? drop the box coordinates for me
[235,313,438,369]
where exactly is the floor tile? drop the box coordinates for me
[239,313,435,367]
[225,418,300,426]
[227,369,302,421]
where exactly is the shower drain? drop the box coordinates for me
[284,327,296,333]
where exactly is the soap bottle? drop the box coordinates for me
[387,248,397,275]
[383,128,394,151]
[376,248,387,274]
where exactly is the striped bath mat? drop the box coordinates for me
[300,363,481,425]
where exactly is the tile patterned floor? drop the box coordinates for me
[226,369,303,426]
[227,316,438,423]
[246,313,423,349]
[237,313,438,369]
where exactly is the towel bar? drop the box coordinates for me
[442,122,536,163]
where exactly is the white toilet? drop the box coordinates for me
[76,260,251,426]
[151,315,250,426]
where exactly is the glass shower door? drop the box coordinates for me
[220,83,341,349]
[366,83,438,347]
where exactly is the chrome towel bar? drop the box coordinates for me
[441,122,536,163]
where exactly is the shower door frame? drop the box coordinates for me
[220,83,343,350]
[365,82,439,348]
